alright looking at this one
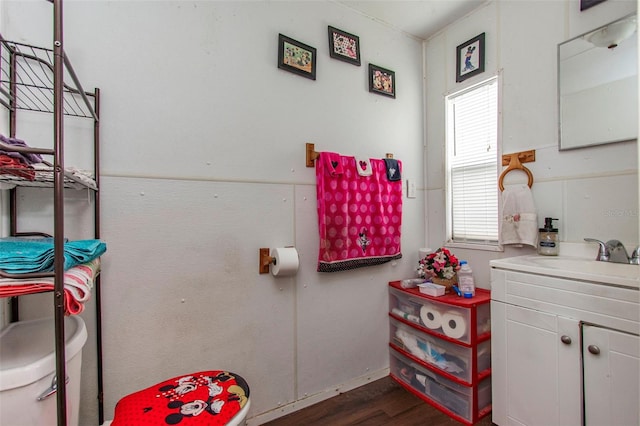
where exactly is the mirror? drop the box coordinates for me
[558,14,638,150]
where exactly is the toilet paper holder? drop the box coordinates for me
[259,248,274,274]
[259,246,300,275]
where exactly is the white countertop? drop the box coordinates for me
[490,255,640,289]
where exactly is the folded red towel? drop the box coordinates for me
[0,154,35,180]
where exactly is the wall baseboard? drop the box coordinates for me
[247,367,390,425]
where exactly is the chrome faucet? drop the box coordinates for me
[584,238,637,264]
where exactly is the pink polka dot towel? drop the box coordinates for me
[316,152,403,272]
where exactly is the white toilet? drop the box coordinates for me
[0,315,88,426]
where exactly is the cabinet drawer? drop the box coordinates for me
[390,348,491,423]
[390,287,491,344]
[390,317,491,383]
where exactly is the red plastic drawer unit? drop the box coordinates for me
[388,281,492,425]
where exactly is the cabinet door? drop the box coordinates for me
[583,325,640,426]
[491,301,581,426]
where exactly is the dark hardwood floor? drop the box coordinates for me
[261,376,493,426]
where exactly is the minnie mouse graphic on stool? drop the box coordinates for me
[111,371,250,425]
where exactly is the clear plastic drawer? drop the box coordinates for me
[390,287,491,344]
[390,317,490,383]
[390,348,491,422]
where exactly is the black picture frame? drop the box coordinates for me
[580,0,607,11]
[328,26,361,66]
[456,33,485,83]
[278,33,317,80]
[368,64,396,98]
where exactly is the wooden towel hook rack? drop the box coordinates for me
[306,142,320,167]
[305,142,393,167]
[498,150,535,191]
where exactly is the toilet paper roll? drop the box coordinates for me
[418,248,432,261]
[271,247,299,276]
[419,304,443,330]
[441,310,468,339]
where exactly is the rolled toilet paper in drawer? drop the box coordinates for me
[419,304,443,329]
[441,310,467,339]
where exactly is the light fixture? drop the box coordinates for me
[583,16,637,49]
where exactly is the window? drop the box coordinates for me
[445,77,499,246]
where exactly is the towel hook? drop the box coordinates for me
[498,150,535,191]
[306,143,320,167]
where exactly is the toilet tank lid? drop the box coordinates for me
[0,316,87,391]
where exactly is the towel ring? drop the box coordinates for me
[498,154,534,191]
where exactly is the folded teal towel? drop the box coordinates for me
[64,240,107,269]
[0,239,106,274]
[0,240,53,273]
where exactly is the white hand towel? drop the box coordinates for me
[355,157,372,176]
[500,183,538,248]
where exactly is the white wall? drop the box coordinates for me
[425,0,638,287]
[3,0,638,424]
[0,1,426,424]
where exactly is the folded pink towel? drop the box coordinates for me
[0,258,100,315]
[320,151,343,176]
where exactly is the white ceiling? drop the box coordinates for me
[336,0,487,40]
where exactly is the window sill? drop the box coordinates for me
[445,241,503,252]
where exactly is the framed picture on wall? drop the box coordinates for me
[368,63,395,98]
[580,0,607,11]
[278,33,317,80]
[456,33,485,83]
[328,26,361,66]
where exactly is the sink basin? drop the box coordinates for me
[528,256,639,277]
[490,255,640,289]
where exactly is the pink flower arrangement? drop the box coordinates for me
[417,248,460,280]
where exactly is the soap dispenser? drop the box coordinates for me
[538,217,559,256]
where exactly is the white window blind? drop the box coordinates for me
[447,77,498,243]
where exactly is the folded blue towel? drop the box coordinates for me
[383,158,401,181]
[0,238,106,274]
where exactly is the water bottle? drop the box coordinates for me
[457,260,475,297]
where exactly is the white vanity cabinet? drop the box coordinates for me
[491,302,581,425]
[490,256,639,426]
[583,325,639,426]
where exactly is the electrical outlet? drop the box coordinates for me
[407,180,416,198]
